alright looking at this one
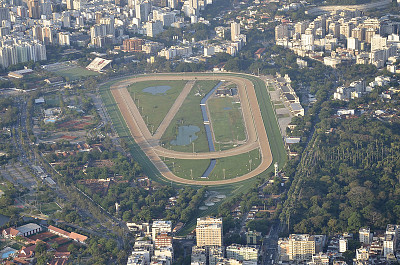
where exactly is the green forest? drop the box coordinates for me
[281,67,400,234]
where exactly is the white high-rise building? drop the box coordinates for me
[135,1,151,22]
[168,0,177,9]
[347,37,359,50]
[0,41,46,68]
[371,34,387,51]
[339,239,347,253]
[58,32,70,46]
[146,20,163,37]
[383,234,395,257]
[189,0,198,14]
[359,228,372,245]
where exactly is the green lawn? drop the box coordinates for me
[268,85,275,91]
[209,148,260,180]
[45,95,60,107]
[127,80,187,134]
[55,67,98,80]
[162,157,210,180]
[161,148,260,181]
[41,202,61,215]
[160,80,218,153]
[208,97,246,149]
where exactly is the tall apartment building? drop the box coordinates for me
[279,234,319,262]
[146,20,163,37]
[122,38,143,52]
[288,234,316,261]
[28,0,40,19]
[371,34,387,51]
[40,0,52,17]
[275,24,294,40]
[58,32,70,46]
[383,234,395,257]
[231,22,240,41]
[0,7,10,22]
[196,217,223,247]
[339,238,348,253]
[66,0,74,9]
[135,1,151,22]
[191,246,207,264]
[359,228,372,245]
[42,26,53,45]
[0,41,46,68]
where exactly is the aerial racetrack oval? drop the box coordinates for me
[106,73,278,185]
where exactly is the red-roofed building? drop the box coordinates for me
[48,225,87,244]
[69,232,87,244]
[2,228,20,238]
[20,244,36,257]
[254,48,266,59]
[48,226,70,238]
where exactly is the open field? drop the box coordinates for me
[54,67,98,80]
[208,96,246,149]
[160,80,218,153]
[127,80,187,133]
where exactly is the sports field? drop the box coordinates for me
[54,67,98,80]
[127,80,188,134]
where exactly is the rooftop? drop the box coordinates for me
[16,223,41,234]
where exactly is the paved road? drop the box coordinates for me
[110,74,273,185]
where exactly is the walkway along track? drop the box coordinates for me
[110,74,273,185]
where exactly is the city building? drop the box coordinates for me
[231,22,240,41]
[196,217,223,247]
[359,228,372,245]
[28,0,40,19]
[191,246,207,264]
[152,220,172,242]
[226,244,259,262]
[339,238,347,253]
[122,38,144,52]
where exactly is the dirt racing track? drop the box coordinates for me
[110,74,273,185]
